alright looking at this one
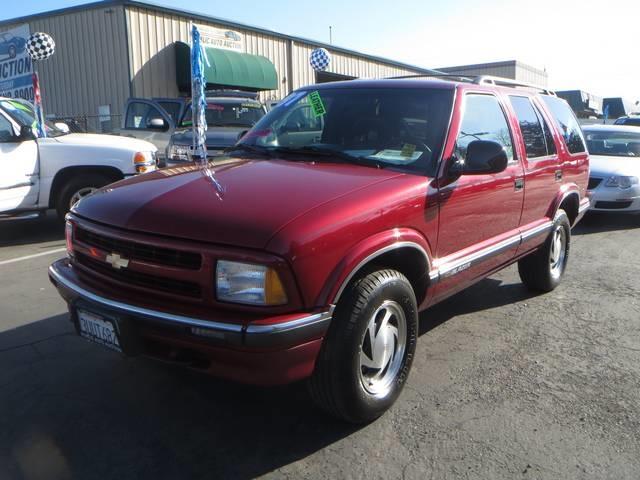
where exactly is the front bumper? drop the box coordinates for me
[588,186,640,213]
[49,259,332,385]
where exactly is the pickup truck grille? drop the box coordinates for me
[75,252,202,298]
[75,226,202,270]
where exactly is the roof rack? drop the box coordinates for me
[387,73,555,96]
[473,76,556,96]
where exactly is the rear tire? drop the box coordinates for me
[308,269,418,423]
[56,174,113,221]
[518,210,571,292]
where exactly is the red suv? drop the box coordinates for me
[50,76,590,423]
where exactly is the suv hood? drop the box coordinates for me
[53,133,157,152]
[72,158,403,249]
[171,127,248,149]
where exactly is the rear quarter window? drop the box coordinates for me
[541,96,586,154]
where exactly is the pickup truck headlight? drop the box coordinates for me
[605,175,639,189]
[216,260,287,306]
[134,151,157,173]
[168,144,190,162]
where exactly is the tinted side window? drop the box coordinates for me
[541,96,586,154]
[125,102,163,130]
[157,102,181,124]
[0,113,14,143]
[510,96,547,158]
[535,104,557,155]
[456,94,514,162]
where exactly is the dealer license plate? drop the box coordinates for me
[78,310,122,353]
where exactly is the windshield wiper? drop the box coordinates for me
[224,143,275,157]
[272,146,385,169]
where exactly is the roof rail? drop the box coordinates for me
[387,73,476,83]
[473,76,556,96]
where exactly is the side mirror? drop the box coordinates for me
[19,125,36,141]
[54,122,70,133]
[452,140,509,176]
[147,117,168,131]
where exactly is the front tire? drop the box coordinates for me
[308,269,418,423]
[518,210,571,292]
[56,174,113,221]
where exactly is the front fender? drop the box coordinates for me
[547,183,580,222]
[317,228,434,308]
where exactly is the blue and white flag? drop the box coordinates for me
[191,24,208,165]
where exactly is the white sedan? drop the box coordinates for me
[583,124,640,213]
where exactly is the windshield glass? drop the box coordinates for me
[181,102,265,128]
[236,87,454,175]
[584,129,640,157]
[0,99,67,138]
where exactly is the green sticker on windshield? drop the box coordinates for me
[308,91,326,118]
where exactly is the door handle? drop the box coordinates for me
[514,178,524,191]
[555,170,563,181]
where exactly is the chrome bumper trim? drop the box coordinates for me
[49,260,332,348]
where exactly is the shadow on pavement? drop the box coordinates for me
[0,276,535,479]
[0,314,359,480]
[418,277,537,336]
[573,211,639,236]
[0,211,64,248]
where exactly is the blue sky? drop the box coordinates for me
[2,0,639,99]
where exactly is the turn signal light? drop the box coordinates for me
[65,220,74,257]
[265,268,288,305]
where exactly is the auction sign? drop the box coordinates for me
[195,24,244,52]
[0,24,33,101]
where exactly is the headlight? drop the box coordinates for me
[168,144,190,162]
[134,151,157,173]
[216,260,288,306]
[605,175,639,189]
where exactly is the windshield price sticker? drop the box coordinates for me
[308,91,326,118]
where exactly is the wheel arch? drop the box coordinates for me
[321,229,434,308]
[49,166,124,208]
[549,185,580,227]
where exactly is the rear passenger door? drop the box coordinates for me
[434,93,524,300]
[508,95,560,238]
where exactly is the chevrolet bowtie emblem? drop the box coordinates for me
[105,253,129,270]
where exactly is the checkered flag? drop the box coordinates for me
[26,32,56,61]
[310,48,331,72]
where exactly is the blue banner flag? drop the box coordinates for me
[190,25,208,165]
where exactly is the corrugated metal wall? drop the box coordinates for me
[125,5,291,103]
[1,5,130,118]
[125,5,425,104]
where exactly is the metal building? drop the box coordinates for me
[0,0,439,131]
[437,60,548,88]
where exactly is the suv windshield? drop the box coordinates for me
[181,101,265,128]
[0,99,68,138]
[236,87,454,175]
[584,129,640,157]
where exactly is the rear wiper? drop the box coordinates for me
[272,146,385,169]
[224,144,274,157]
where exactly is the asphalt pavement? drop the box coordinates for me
[0,211,639,479]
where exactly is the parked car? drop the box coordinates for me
[49,77,589,423]
[583,124,640,212]
[118,91,266,166]
[614,116,640,127]
[0,97,157,221]
[0,32,26,59]
[165,95,266,167]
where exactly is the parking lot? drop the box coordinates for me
[0,212,637,479]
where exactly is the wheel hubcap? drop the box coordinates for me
[70,187,97,208]
[358,300,407,397]
[549,226,566,279]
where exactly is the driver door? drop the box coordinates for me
[0,112,39,213]
[120,99,173,152]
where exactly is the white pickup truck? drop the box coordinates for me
[0,98,157,221]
